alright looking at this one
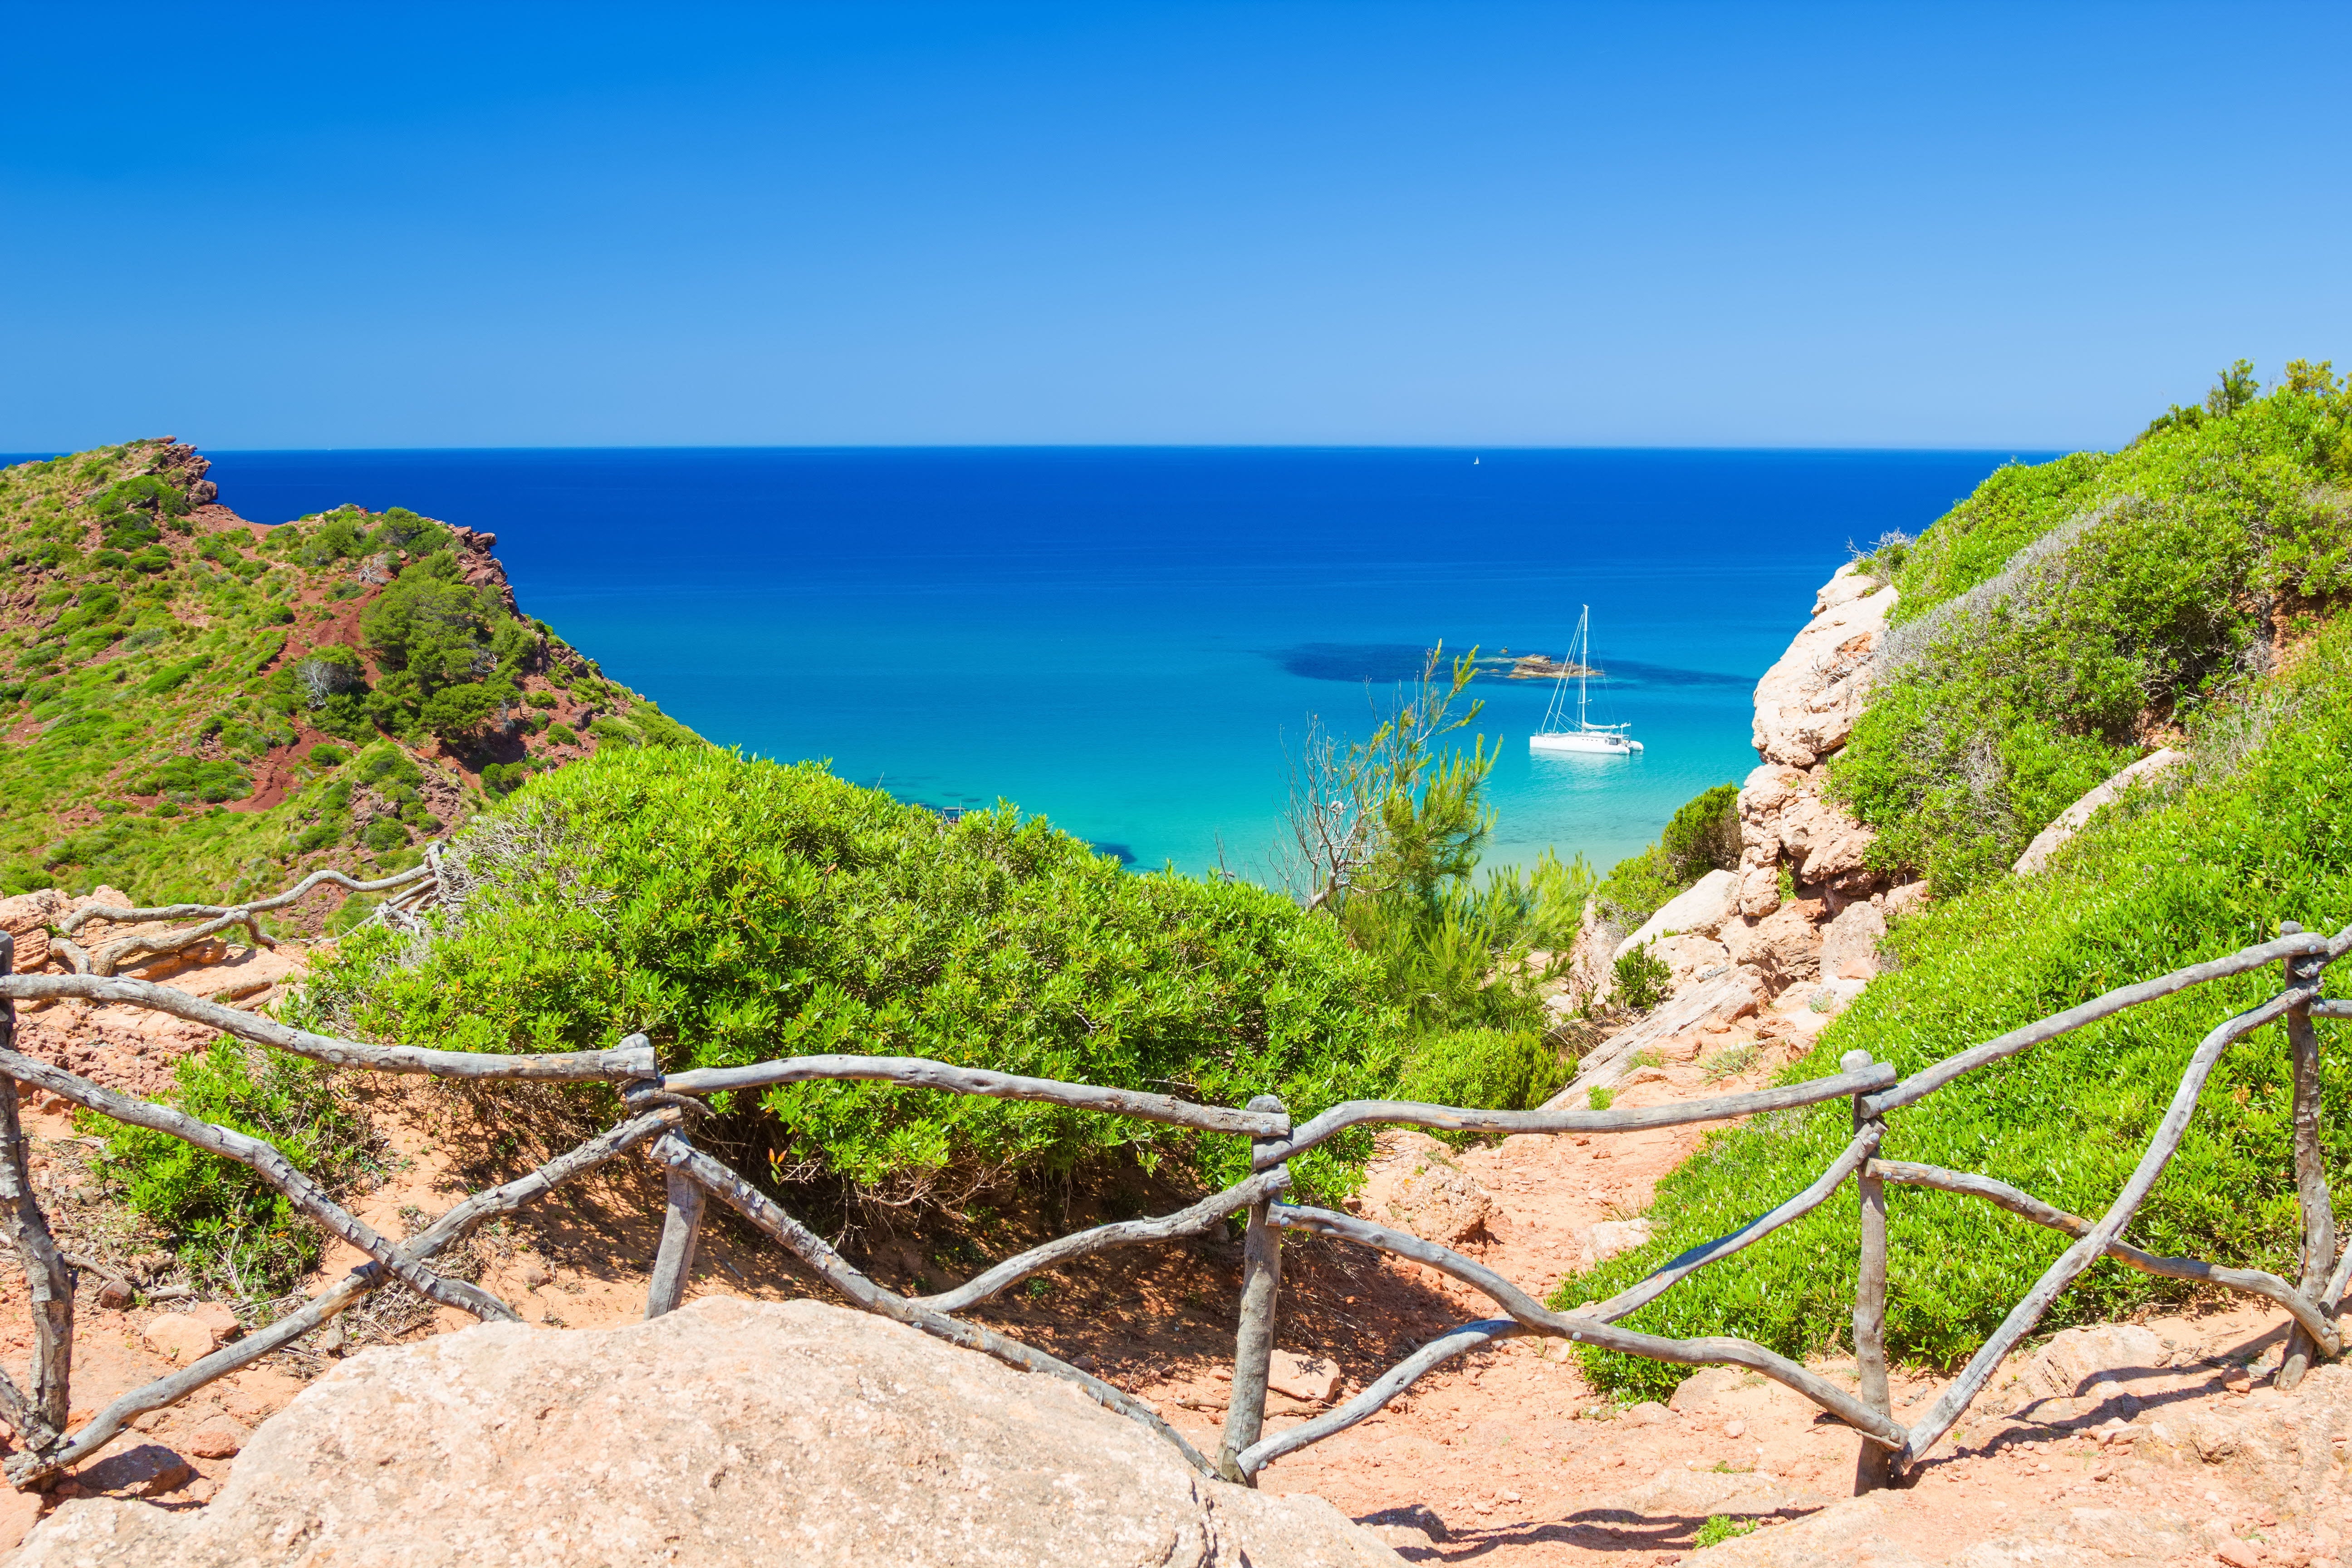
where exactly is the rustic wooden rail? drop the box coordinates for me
[0,870,2342,1498]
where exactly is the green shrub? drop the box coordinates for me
[544,721,579,748]
[1612,942,1671,1011]
[525,689,558,710]
[419,681,500,741]
[479,761,529,798]
[308,743,348,769]
[303,746,1410,1205]
[587,716,640,748]
[86,1037,376,1295]
[1695,1514,1758,1548]
[1394,1028,1568,1142]
[129,755,250,804]
[1562,614,2352,1398]
[360,818,408,853]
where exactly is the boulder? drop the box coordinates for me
[139,1315,216,1364]
[2011,748,2185,877]
[1585,1217,1653,1264]
[1750,570,1897,769]
[1611,869,1739,963]
[18,1297,1400,1568]
[1385,1154,1493,1247]
[1721,905,1823,989]
[2023,1324,2167,1403]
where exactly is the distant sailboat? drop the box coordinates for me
[1529,606,1642,756]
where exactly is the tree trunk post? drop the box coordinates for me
[0,931,74,1436]
[645,1161,706,1319]
[1845,1049,1893,1492]
[1217,1094,1288,1485]
[2277,923,2335,1390]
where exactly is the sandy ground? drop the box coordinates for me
[0,958,2344,1565]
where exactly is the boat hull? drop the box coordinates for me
[1530,731,1642,755]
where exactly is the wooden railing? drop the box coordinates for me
[0,867,2344,1494]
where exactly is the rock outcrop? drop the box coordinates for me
[15,1296,1401,1568]
[2010,747,2185,877]
[1749,563,1897,770]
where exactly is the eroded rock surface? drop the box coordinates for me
[16,1297,1400,1568]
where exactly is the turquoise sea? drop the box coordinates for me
[191,448,2028,878]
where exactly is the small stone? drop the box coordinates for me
[186,1416,250,1459]
[1266,1350,1341,1404]
[96,1277,134,1310]
[1724,1418,1746,1439]
[187,1302,240,1345]
[141,1314,215,1364]
[521,1262,554,1289]
[79,1443,192,1497]
[2215,1542,2259,1568]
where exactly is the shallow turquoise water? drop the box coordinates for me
[196,447,2026,877]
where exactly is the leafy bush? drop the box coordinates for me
[1612,942,1671,1010]
[87,1037,376,1294]
[308,743,348,769]
[544,721,580,747]
[1394,1027,1568,1142]
[587,716,640,748]
[479,761,529,798]
[418,681,501,741]
[1562,613,2352,1398]
[303,746,1411,1203]
[525,689,558,710]
[130,755,250,803]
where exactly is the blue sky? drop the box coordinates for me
[4,2,2346,451]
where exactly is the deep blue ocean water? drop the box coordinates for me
[100,448,2029,877]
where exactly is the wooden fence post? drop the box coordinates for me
[1844,1048,1893,1492]
[645,1160,706,1320]
[2277,923,2336,1390]
[1217,1094,1287,1485]
[0,931,73,1435]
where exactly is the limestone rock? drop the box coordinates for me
[2011,748,2185,877]
[1751,569,1897,769]
[0,888,68,936]
[17,1297,1400,1568]
[1818,899,1886,981]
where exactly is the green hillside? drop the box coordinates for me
[0,439,699,917]
[1564,363,2352,1394]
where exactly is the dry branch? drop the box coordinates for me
[661,1054,1288,1137]
[58,864,431,936]
[1259,1063,1896,1168]
[1576,1122,1879,1325]
[0,974,655,1082]
[1869,1159,2340,1353]
[2279,931,2336,1389]
[1867,933,2327,1116]
[911,1167,1290,1315]
[0,1047,516,1324]
[1265,1204,1906,1454]
[646,1133,1217,1478]
[5,1108,681,1487]
[1240,1318,1524,1473]
[1896,985,2309,1467]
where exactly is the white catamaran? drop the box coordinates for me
[1529,606,1642,756]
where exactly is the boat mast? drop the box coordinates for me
[1577,605,1590,732]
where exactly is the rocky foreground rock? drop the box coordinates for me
[15,1297,1401,1568]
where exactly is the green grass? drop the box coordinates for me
[1558,612,2352,1399]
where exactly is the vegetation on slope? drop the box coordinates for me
[1563,367,2352,1396]
[0,440,696,911]
[1830,361,2352,894]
